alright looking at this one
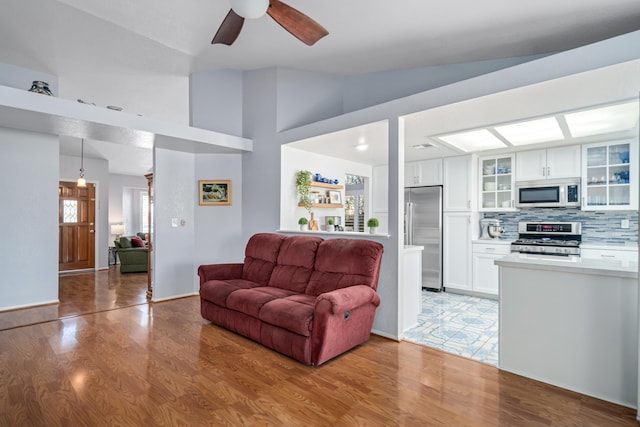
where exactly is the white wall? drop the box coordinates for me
[280,146,372,230]
[153,148,245,301]
[190,70,243,136]
[276,68,344,131]
[194,154,244,266]
[241,68,280,242]
[59,154,110,270]
[0,61,58,95]
[153,147,196,301]
[0,128,59,310]
[59,71,190,125]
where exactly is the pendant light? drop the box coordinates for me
[77,138,87,187]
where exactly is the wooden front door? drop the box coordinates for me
[59,181,95,271]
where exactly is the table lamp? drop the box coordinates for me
[111,224,124,240]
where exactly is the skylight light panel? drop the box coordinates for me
[494,117,563,146]
[438,129,506,152]
[565,101,639,138]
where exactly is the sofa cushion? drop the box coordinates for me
[259,294,316,337]
[119,236,132,248]
[268,236,322,292]
[242,233,287,285]
[306,239,384,296]
[131,236,145,247]
[200,279,262,308]
[227,287,296,318]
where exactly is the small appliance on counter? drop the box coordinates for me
[510,221,582,257]
[480,218,505,240]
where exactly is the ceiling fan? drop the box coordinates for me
[212,0,328,46]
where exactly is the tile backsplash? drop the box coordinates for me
[482,208,638,244]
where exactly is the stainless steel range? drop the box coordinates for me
[511,221,582,257]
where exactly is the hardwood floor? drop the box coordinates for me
[0,296,637,426]
[0,266,148,331]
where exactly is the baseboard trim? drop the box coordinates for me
[0,299,59,313]
[371,329,399,341]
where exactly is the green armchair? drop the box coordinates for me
[114,235,148,273]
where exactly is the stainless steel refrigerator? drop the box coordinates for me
[404,186,443,291]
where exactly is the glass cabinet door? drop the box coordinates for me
[480,155,514,211]
[583,141,634,210]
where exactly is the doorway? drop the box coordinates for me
[59,181,95,271]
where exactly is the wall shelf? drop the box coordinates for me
[310,182,344,189]
[298,202,343,208]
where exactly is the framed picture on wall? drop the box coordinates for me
[199,180,231,206]
[328,190,341,204]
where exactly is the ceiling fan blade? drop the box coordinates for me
[267,0,328,46]
[212,9,245,45]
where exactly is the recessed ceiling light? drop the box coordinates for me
[565,101,639,138]
[494,117,563,146]
[355,143,368,151]
[438,129,506,152]
[412,143,433,150]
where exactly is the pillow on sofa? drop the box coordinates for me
[119,236,132,248]
[131,236,145,247]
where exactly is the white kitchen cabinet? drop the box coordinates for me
[405,158,443,187]
[472,241,511,296]
[443,213,472,291]
[516,145,581,181]
[443,155,474,211]
[479,155,516,211]
[582,139,637,211]
[580,246,638,262]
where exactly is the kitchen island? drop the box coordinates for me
[496,253,638,408]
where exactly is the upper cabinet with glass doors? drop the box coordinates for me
[479,154,516,211]
[581,140,637,210]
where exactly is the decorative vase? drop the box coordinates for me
[369,227,377,234]
[299,224,308,231]
[28,81,54,96]
[327,225,335,232]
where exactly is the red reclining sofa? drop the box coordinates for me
[198,233,384,365]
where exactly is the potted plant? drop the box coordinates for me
[298,217,309,231]
[367,218,379,234]
[295,170,313,214]
[326,217,335,232]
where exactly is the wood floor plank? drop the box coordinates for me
[0,293,638,426]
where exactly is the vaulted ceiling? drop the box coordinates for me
[2,1,640,174]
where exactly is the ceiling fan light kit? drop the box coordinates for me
[229,0,269,19]
[212,0,328,46]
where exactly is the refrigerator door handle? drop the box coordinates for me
[406,202,414,245]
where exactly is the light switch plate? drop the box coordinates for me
[621,219,630,229]
[171,218,178,227]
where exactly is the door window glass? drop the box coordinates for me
[63,200,78,223]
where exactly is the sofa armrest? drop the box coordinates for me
[315,285,380,315]
[197,263,244,285]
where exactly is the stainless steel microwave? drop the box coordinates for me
[515,179,581,208]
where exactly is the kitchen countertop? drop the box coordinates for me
[277,229,391,239]
[495,252,638,279]
[472,239,513,245]
[404,245,425,253]
[580,242,639,251]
